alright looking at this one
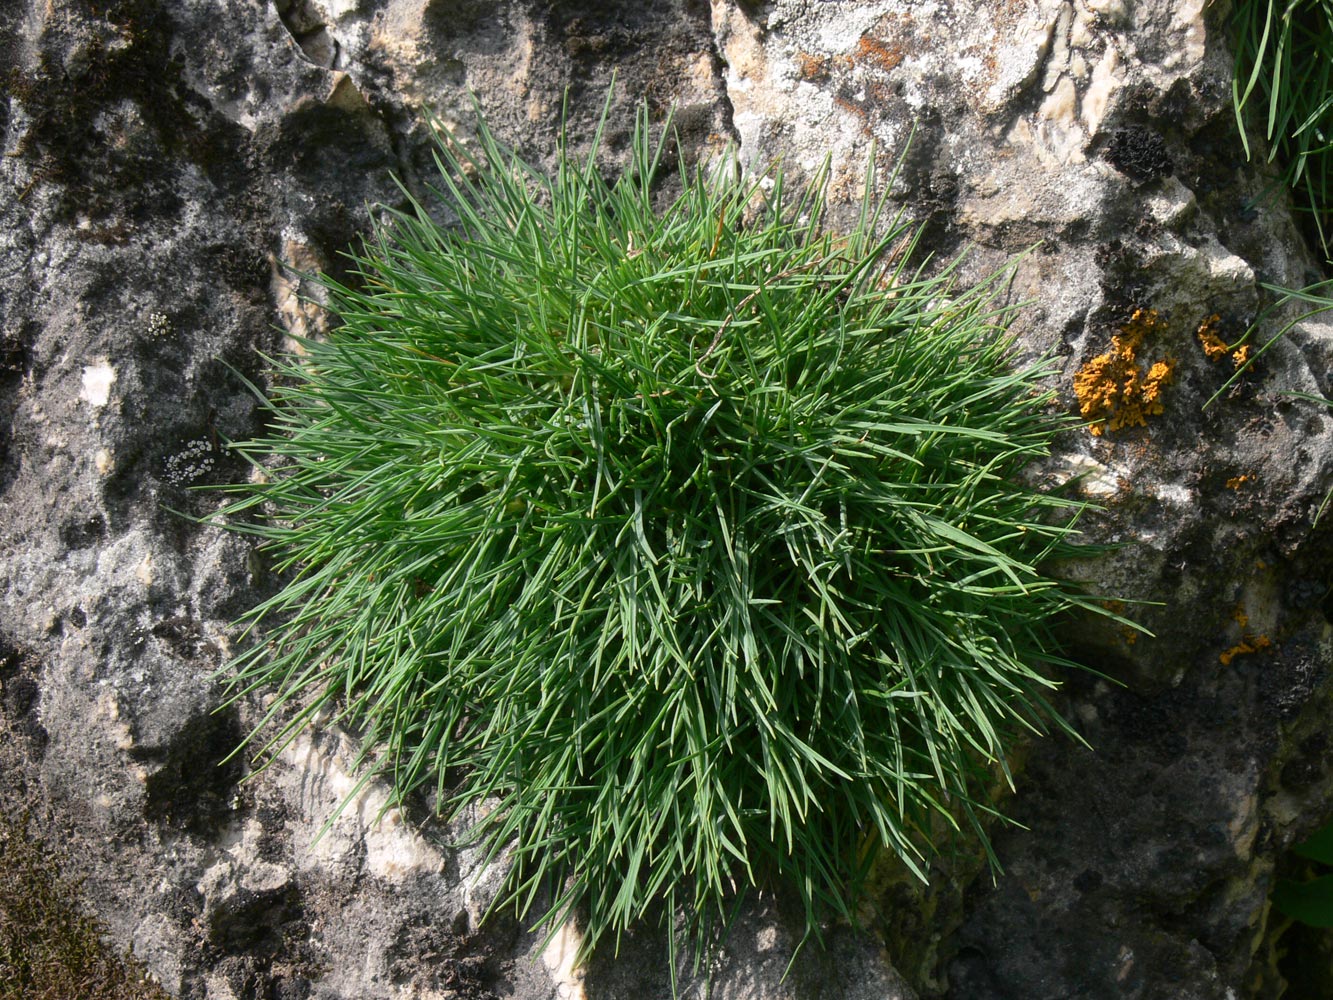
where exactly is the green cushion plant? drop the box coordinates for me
[217,101,1111,967]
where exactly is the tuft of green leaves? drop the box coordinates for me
[1232,0,1333,258]
[218,104,1108,964]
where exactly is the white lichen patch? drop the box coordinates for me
[80,363,116,408]
[94,447,114,475]
[162,438,218,486]
[1152,482,1194,508]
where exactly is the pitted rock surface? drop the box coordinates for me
[2,1,1332,998]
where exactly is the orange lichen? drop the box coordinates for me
[1197,314,1229,360]
[1100,600,1140,645]
[796,52,831,82]
[1226,474,1253,490]
[1073,308,1176,436]
[1142,360,1174,406]
[1197,313,1255,371]
[1220,634,1271,666]
[1219,603,1271,665]
[855,35,906,72]
[832,94,867,119]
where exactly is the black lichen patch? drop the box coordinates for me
[1280,732,1328,795]
[1287,576,1327,612]
[422,0,498,41]
[0,327,26,379]
[1106,126,1174,183]
[0,0,249,224]
[141,708,244,835]
[0,323,32,499]
[387,909,511,999]
[1093,239,1152,323]
[58,513,108,550]
[150,615,220,663]
[200,882,301,953]
[1262,628,1325,721]
[0,634,48,760]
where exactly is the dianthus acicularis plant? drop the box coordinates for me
[219,104,1108,964]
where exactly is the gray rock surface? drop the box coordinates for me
[2,0,1332,998]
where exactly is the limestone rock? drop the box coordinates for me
[3,0,1332,998]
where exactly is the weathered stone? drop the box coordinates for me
[4,0,1333,997]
